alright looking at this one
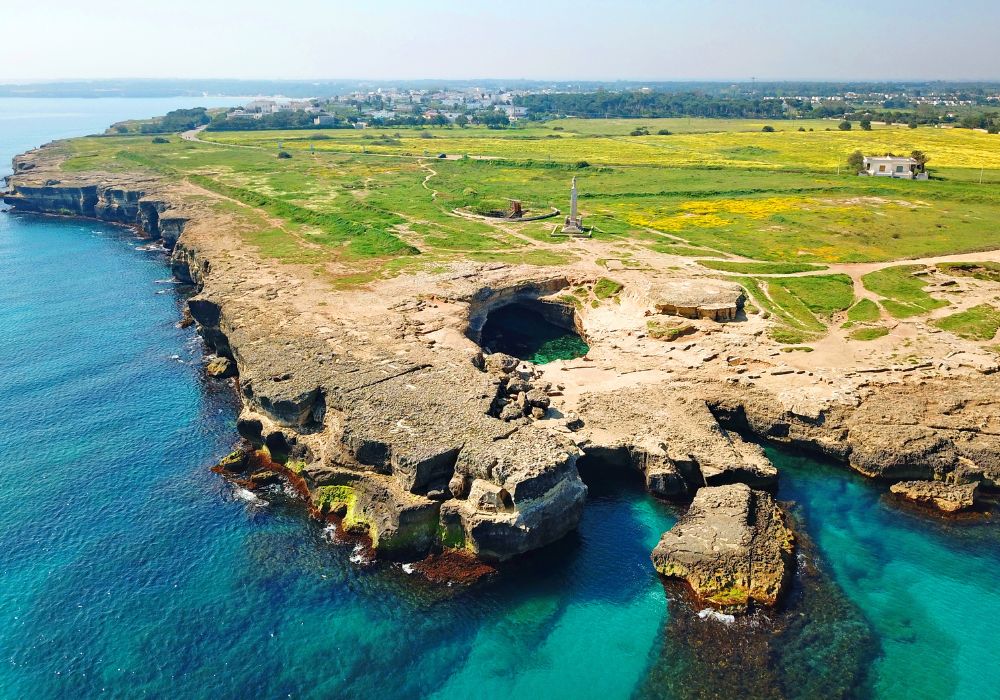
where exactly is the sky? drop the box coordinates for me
[2,0,998,82]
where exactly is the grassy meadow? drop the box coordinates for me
[50,117,1000,343]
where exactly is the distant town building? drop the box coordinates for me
[502,105,528,121]
[244,99,279,115]
[862,156,927,180]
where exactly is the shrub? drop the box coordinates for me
[657,129,672,135]
[838,120,852,131]
[847,149,864,173]
[277,151,292,159]
[761,125,775,132]
[575,160,591,168]
[629,127,650,136]
[151,136,170,144]
[860,117,872,130]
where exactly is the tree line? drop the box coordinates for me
[516,90,1000,129]
[518,91,789,119]
[130,108,211,134]
[206,110,353,132]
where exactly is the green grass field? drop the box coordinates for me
[932,305,1000,340]
[50,118,1000,303]
[861,265,950,318]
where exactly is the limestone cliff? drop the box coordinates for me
[701,378,1000,489]
[7,137,998,580]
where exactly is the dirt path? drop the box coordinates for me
[180,125,208,142]
[418,160,439,200]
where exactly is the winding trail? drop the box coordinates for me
[418,160,439,200]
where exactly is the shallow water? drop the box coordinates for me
[1,99,998,699]
[480,302,589,363]
[773,448,1000,699]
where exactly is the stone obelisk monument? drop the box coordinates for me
[561,176,585,234]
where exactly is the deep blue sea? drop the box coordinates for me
[0,98,997,699]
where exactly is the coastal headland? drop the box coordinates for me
[5,119,999,611]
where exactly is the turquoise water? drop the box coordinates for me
[772,449,1000,699]
[1,99,998,699]
[480,302,590,363]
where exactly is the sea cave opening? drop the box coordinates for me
[479,300,589,364]
[575,449,648,497]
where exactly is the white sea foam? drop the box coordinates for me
[322,525,340,543]
[349,543,369,565]
[401,563,416,575]
[234,487,268,507]
[697,608,736,624]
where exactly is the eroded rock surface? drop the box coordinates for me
[889,480,979,513]
[703,377,1000,488]
[578,388,777,499]
[7,139,999,583]
[651,483,795,612]
[648,279,745,322]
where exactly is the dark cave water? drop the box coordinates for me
[480,302,589,363]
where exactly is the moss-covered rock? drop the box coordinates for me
[214,448,250,473]
[652,483,795,612]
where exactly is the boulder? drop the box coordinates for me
[649,279,745,322]
[525,388,551,409]
[651,483,795,612]
[484,352,519,375]
[889,480,978,513]
[206,356,236,378]
[499,402,526,422]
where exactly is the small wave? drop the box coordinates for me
[234,487,269,507]
[349,543,370,565]
[697,608,736,624]
[401,563,416,575]
[322,525,340,543]
[154,278,182,284]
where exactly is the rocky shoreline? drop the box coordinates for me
[5,141,998,610]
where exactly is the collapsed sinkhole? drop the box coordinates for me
[479,300,589,364]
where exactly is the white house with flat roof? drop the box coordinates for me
[862,155,926,179]
[244,99,278,114]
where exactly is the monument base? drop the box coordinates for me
[552,223,592,238]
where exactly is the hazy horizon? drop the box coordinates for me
[3,77,999,85]
[3,0,998,83]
